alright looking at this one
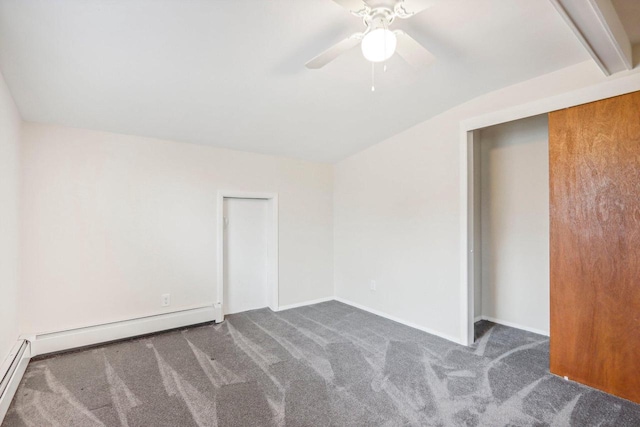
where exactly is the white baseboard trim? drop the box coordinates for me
[29,305,217,357]
[275,296,334,312]
[0,340,30,424]
[479,315,549,337]
[334,297,464,345]
[474,315,483,323]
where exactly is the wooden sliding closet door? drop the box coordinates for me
[549,90,640,404]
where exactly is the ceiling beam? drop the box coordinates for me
[550,0,633,75]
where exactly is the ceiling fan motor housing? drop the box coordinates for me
[363,8,396,32]
[362,0,415,21]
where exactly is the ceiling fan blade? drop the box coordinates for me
[394,30,436,68]
[305,33,363,69]
[395,0,439,18]
[332,0,369,15]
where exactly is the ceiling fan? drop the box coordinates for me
[305,0,437,69]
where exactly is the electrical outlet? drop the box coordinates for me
[370,280,377,291]
[161,293,171,307]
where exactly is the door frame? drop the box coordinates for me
[216,191,279,322]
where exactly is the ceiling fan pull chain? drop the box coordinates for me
[371,62,375,92]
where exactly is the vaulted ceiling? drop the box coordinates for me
[0,0,592,162]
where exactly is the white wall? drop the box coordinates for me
[334,61,640,343]
[20,123,333,335]
[478,115,549,334]
[12,60,640,344]
[0,71,21,362]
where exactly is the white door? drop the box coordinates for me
[223,198,269,315]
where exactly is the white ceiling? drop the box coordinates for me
[0,0,589,162]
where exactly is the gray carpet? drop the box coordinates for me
[3,301,640,426]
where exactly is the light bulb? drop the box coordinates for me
[361,28,397,63]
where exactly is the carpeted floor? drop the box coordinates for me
[3,301,640,426]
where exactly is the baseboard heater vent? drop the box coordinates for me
[0,340,28,401]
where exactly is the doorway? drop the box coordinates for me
[216,191,278,322]
[223,198,268,314]
[469,115,550,341]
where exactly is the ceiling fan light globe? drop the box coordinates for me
[361,28,397,62]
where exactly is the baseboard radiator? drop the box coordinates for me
[0,340,30,423]
[0,341,27,398]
